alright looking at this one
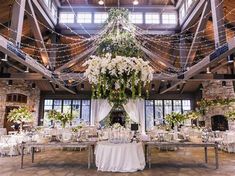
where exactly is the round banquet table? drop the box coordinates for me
[95,141,146,172]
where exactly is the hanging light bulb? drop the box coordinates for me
[206,67,211,74]
[133,0,139,5]
[24,67,29,73]
[98,0,104,5]
[1,54,8,62]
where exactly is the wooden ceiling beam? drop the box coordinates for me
[55,45,97,73]
[10,0,26,45]
[0,34,76,94]
[181,0,206,31]
[184,1,210,69]
[160,37,235,94]
[26,0,51,68]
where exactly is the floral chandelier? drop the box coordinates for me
[83,8,154,105]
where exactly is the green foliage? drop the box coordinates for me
[106,8,129,23]
[95,8,143,58]
[47,110,74,128]
[197,98,235,114]
[7,107,33,124]
[185,111,201,120]
[165,112,186,125]
[225,110,235,121]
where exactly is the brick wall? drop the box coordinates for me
[0,80,40,127]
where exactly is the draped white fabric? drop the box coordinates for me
[123,99,146,134]
[90,99,113,125]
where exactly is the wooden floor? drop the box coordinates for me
[0,147,235,176]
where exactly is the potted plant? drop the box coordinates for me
[7,106,33,132]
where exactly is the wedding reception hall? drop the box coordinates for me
[0,0,235,175]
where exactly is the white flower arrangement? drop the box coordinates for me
[112,123,122,129]
[83,53,154,104]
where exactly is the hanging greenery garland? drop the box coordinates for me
[197,98,235,114]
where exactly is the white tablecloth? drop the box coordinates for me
[95,142,145,172]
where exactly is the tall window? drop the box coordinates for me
[94,12,108,23]
[179,4,185,20]
[51,3,57,21]
[43,99,91,126]
[145,100,155,131]
[145,99,192,131]
[77,12,92,23]
[155,100,164,124]
[129,12,143,24]
[162,13,177,24]
[43,0,50,8]
[182,100,191,112]
[173,100,182,113]
[186,0,194,9]
[59,12,74,23]
[145,13,160,24]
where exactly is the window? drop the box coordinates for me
[186,0,194,9]
[162,13,177,24]
[145,13,160,24]
[179,4,185,20]
[182,100,191,112]
[94,12,108,23]
[77,12,92,23]
[59,12,74,23]
[145,100,155,131]
[155,100,164,124]
[51,3,57,21]
[145,99,192,130]
[53,100,62,112]
[81,100,91,123]
[43,99,91,126]
[6,94,27,103]
[164,100,172,115]
[43,0,50,8]
[173,100,182,113]
[129,12,143,24]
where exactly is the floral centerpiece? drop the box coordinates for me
[7,106,33,131]
[112,123,122,129]
[185,111,201,120]
[48,110,74,128]
[165,112,186,126]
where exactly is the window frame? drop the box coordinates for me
[59,12,75,23]
[77,12,92,24]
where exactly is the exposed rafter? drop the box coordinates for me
[10,0,26,44]
[26,0,51,68]
[184,1,210,69]
[160,37,235,94]
[0,35,76,94]
[55,45,97,73]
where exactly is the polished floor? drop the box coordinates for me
[0,147,235,176]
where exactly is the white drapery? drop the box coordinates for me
[90,99,113,125]
[90,99,145,134]
[123,99,145,134]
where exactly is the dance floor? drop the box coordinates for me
[1,148,235,176]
